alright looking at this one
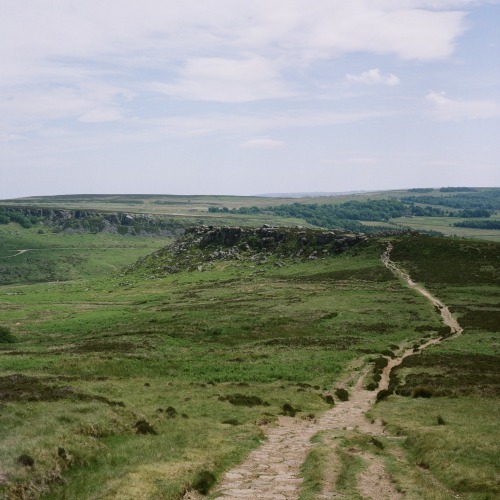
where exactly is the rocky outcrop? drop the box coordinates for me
[188,225,366,254]
[192,225,363,249]
[130,225,369,276]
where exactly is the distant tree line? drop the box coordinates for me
[401,189,499,211]
[208,192,500,231]
[209,199,449,230]
[408,188,434,193]
[453,219,500,230]
[439,187,477,192]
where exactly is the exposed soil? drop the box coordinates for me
[184,244,464,499]
[357,452,403,500]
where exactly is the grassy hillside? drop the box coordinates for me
[367,235,499,498]
[0,225,498,498]
[0,224,168,285]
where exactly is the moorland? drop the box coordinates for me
[0,187,498,499]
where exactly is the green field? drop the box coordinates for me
[0,194,498,499]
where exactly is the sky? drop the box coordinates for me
[1,0,499,199]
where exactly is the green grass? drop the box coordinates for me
[0,229,498,498]
[0,236,438,497]
[0,224,167,285]
[371,397,500,498]
[366,233,500,499]
[299,436,328,500]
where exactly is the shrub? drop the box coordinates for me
[413,386,433,398]
[376,389,392,402]
[134,419,157,435]
[371,437,384,450]
[17,454,35,467]
[321,394,335,405]
[221,394,268,407]
[281,403,300,417]
[165,406,177,418]
[380,349,395,358]
[437,415,446,425]
[365,356,389,390]
[192,470,216,494]
[335,388,349,401]
[0,326,15,343]
[9,212,32,228]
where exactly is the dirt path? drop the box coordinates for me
[381,243,462,339]
[184,244,463,499]
[1,249,32,258]
[1,246,150,259]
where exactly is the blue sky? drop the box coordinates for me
[1,0,499,198]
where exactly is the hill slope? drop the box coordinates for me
[0,227,498,498]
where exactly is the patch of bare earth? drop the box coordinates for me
[357,452,403,500]
[184,245,462,499]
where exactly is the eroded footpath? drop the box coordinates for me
[184,244,463,499]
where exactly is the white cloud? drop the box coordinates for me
[347,69,400,86]
[1,0,498,199]
[425,91,500,120]
[0,83,132,127]
[152,57,292,102]
[239,138,285,149]
[0,0,472,135]
[0,1,469,86]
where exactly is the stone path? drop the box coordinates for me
[184,244,463,499]
[207,372,384,500]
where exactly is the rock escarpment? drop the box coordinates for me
[129,225,369,276]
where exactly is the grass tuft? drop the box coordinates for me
[281,403,300,417]
[192,469,216,495]
[134,419,157,435]
[0,325,16,343]
[436,415,446,425]
[412,386,433,398]
[219,394,269,407]
[376,389,392,402]
[370,437,384,450]
[334,388,349,401]
[17,454,35,467]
